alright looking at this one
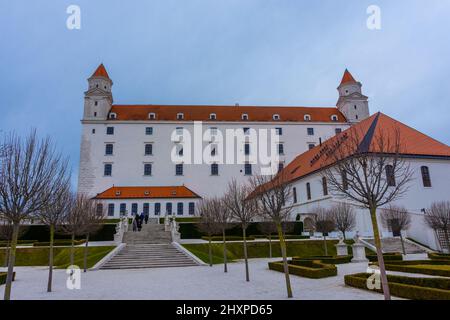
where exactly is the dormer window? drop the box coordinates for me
[115,191,121,196]
[242,114,249,120]
[209,113,217,120]
[331,115,338,121]
[177,113,184,120]
[109,113,117,120]
[273,114,280,121]
[144,191,150,196]
[148,113,156,120]
[304,114,311,121]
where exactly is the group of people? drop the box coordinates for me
[132,212,149,232]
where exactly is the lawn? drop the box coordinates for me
[0,246,115,269]
[182,240,339,264]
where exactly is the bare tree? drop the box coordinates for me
[81,199,106,272]
[257,220,277,258]
[0,221,28,268]
[223,179,258,282]
[38,181,72,292]
[197,198,220,267]
[312,207,336,256]
[0,131,69,300]
[212,197,233,273]
[424,201,450,253]
[323,125,413,300]
[330,202,356,240]
[250,173,294,298]
[381,205,411,255]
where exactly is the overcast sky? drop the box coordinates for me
[1,0,449,187]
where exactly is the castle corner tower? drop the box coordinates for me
[336,69,370,122]
[83,63,113,120]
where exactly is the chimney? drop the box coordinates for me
[319,138,322,146]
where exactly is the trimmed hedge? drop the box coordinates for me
[17,224,116,242]
[269,260,337,278]
[367,252,403,262]
[344,273,450,300]
[0,272,16,285]
[179,221,303,239]
[384,261,450,277]
[428,253,450,261]
[249,235,310,240]
[33,239,86,247]
[201,236,255,241]
[292,255,352,264]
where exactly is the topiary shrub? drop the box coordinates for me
[201,236,255,241]
[0,272,15,285]
[33,239,86,247]
[367,252,403,262]
[292,255,352,264]
[428,252,450,261]
[268,260,337,278]
[344,272,450,300]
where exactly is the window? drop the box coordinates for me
[243,127,250,135]
[177,203,184,215]
[189,202,195,215]
[273,114,280,120]
[94,112,97,117]
[109,113,117,119]
[278,143,284,155]
[105,144,113,155]
[155,203,161,215]
[335,128,342,134]
[210,127,218,136]
[209,113,216,120]
[278,162,284,172]
[120,203,126,215]
[144,163,152,176]
[306,182,311,200]
[143,203,149,215]
[92,129,96,134]
[145,127,153,135]
[107,204,115,216]
[385,165,396,186]
[94,101,98,106]
[293,187,297,203]
[342,170,348,190]
[421,166,432,187]
[244,143,250,155]
[145,144,153,155]
[148,113,156,120]
[177,113,184,120]
[354,105,357,110]
[307,128,314,136]
[331,115,338,121]
[166,203,172,215]
[106,127,114,135]
[322,177,328,196]
[244,163,252,175]
[355,114,359,120]
[96,203,103,215]
[304,114,311,121]
[242,114,248,120]
[131,203,138,215]
[104,164,112,176]
[211,163,219,176]
[175,164,183,175]
[308,143,315,150]
[176,127,183,135]
[275,128,282,135]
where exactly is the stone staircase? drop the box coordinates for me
[100,222,199,269]
[365,237,426,254]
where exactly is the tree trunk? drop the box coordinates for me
[370,207,391,300]
[399,232,406,255]
[443,229,450,254]
[268,234,272,258]
[208,234,212,267]
[3,240,10,268]
[343,231,347,241]
[70,232,75,266]
[47,224,55,292]
[3,223,19,300]
[277,223,293,298]
[242,227,249,282]
[83,233,90,272]
[222,229,227,273]
[323,234,328,256]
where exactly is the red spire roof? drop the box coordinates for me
[91,63,110,79]
[340,69,357,85]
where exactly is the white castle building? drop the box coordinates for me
[78,64,369,218]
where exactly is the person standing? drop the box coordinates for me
[132,216,137,232]
[144,213,149,224]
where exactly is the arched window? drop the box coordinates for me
[421,166,432,187]
[331,114,338,121]
[322,177,328,196]
[304,114,311,121]
[209,113,217,120]
[385,165,396,186]
[273,114,280,121]
[241,114,249,120]
[306,182,311,200]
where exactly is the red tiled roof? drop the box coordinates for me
[108,105,347,122]
[278,112,450,184]
[91,64,110,79]
[93,186,201,199]
[340,69,357,85]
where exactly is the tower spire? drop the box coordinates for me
[340,69,356,85]
[91,63,110,79]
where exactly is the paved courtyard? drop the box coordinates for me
[1,258,392,300]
